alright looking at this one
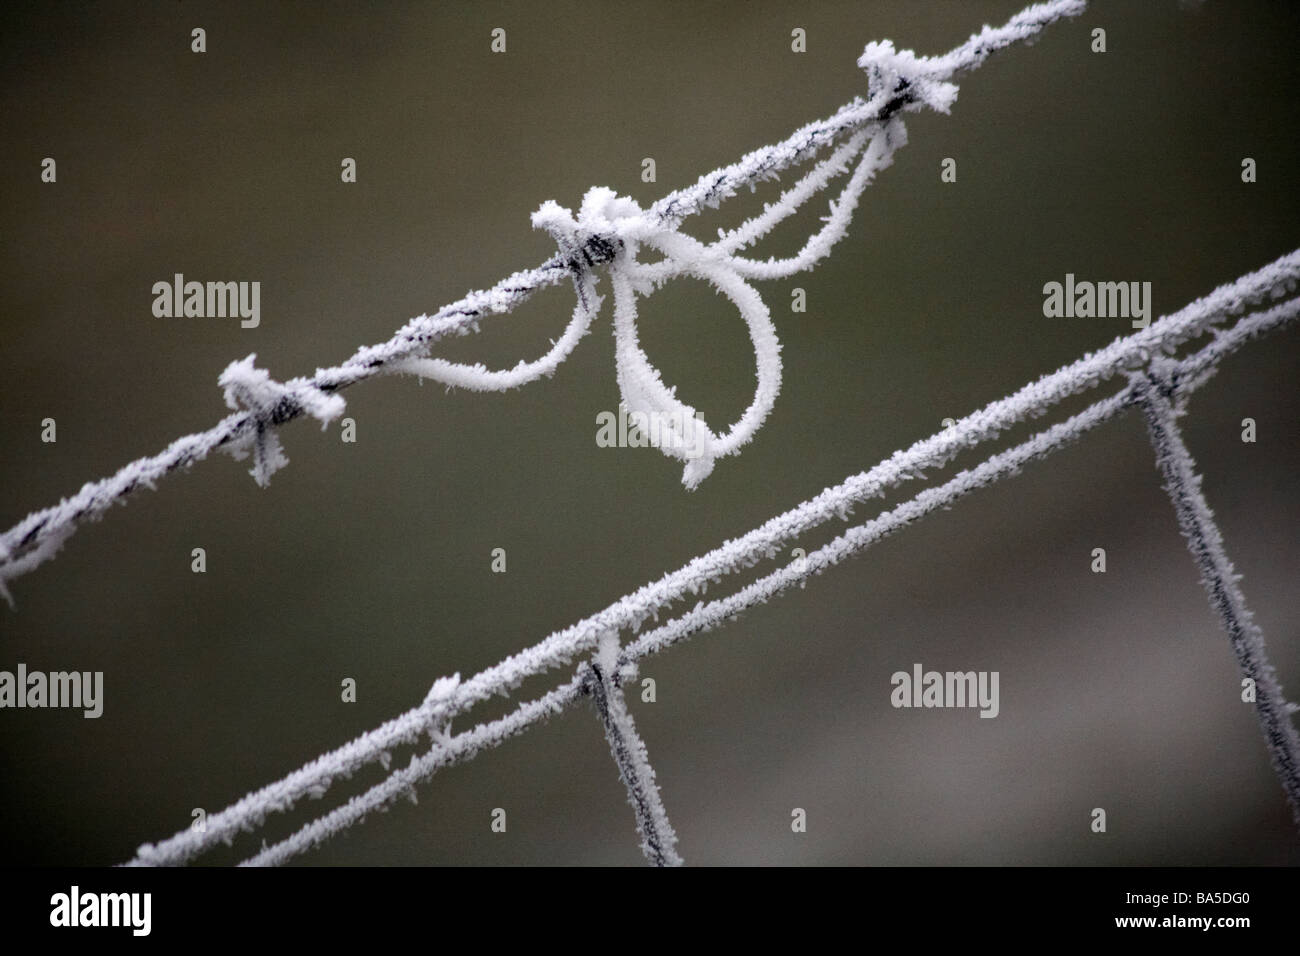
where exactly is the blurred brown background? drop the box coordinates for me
[1,0,1298,865]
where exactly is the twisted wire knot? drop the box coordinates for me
[219,354,346,487]
[533,187,642,269]
[858,40,960,114]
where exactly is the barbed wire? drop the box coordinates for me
[0,0,1088,604]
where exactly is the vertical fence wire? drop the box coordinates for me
[585,637,683,867]
[1132,365,1300,825]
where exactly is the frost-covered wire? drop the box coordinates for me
[586,634,683,867]
[1132,365,1300,825]
[226,297,1299,868]
[236,672,588,867]
[227,388,1130,869]
[650,0,1088,226]
[217,354,347,487]
[0,0,1089,603]
[126,259,1300,867]
[434,121,906,488]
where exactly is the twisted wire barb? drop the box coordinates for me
[0,0,1088,603]
[127,265,1300,867]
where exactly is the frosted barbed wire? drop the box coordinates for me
[0,0,1089,603]
[127,257,1300,866]
[217,354,347,487]
[129,264,1300,865]
[394,124,902,487]
[650,0,1088,226]
[518,123,903,487]
[234,299,1300,867]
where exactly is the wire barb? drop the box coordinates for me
[217,354,346,487]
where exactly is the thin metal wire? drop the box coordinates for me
[1133,365,1300,825]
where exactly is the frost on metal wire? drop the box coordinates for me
[405,122,907,490]
[127,255,1300,867]
[585,634,683,867]
[217,354,346,487]
[1133,366,1300,825]
[0,0,1089,600]
[392,0,1090,488]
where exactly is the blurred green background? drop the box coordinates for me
[1,0,1298,865]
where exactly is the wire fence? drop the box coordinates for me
[0,0,1089,601]
[124,254,1300,867]
[3,0,1297,866]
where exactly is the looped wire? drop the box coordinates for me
[506,118,907,490]
[370,64,918,492]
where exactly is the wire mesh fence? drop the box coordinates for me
[122,251,1300,866]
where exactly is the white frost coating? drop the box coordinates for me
[857,0,1090,114]
[223,376,1146,867]
[126,271,1300,866]
[238,673,589,867]
[1133,366,1300,823]
[859,41,961,114]
[399,122,903,489]
[0,525,73,609]
[1167,297,1300,393]
[217,354,346,487]
[422,673,461,708]
[389,270,602,393]
[622,392,1133,666]
[650,0,1088,229]
[590,633,683,866]
[0,0,1090,594]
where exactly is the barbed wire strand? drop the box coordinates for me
[0,0,1089,605]
[236,297,1299,868]
[231,390,1132,867]
[128,285,1300,867]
